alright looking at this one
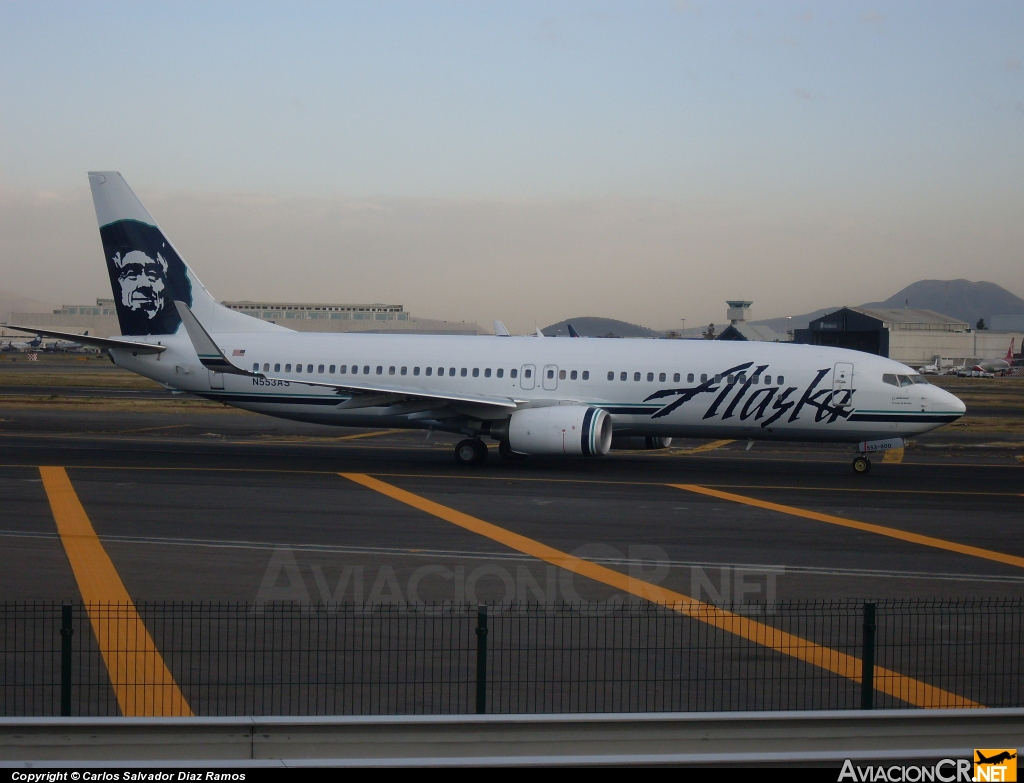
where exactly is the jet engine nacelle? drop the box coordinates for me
[610,436,673,450]
[507,405,613,456]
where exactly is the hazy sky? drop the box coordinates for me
[1,1,1022,331]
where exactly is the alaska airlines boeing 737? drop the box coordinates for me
[11,172,967,473]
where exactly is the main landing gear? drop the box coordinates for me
[454,438,488,466]
[851,455,872,474]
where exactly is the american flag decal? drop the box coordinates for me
[232,349,245,356]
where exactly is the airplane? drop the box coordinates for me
[48,331,88,352]
[971,339,1015,375]
[918,358,943,375]
[9,172,968,474]
[8,334,43,352]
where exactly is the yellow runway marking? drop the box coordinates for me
[674,484,1024,571]
[882,447,905,463]
[39,466,191,717]
[670,439,735,455]
[340,472,977,708]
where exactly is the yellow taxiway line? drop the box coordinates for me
[39,466,191,717]
[340,472,978,709]
[673,484,1024,571]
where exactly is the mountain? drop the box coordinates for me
[746,280,1024,334]
[861,279,1024,327]
[0,290,54,323]
[541,317,662,338]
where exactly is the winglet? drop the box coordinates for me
[567,323,580,338]
[173,300,258,376]
[535,327,545,338]
[493,320,510,337]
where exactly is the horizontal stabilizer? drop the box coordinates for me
[4,326,166,355]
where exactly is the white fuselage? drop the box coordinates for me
[112,330,966,443]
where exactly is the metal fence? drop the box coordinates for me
[2,600,1021,717]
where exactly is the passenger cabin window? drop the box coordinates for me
[413,367,420,376]
[582,371,589,380]
[634,372,641,381]
[253,363,259,372]
[285,364,292,372]
[647,372,654,382]
[401,367,407,375]
[473,368,479,377]
[547,369,554,379]
[484,368,491,378]
[570,370,577,380]
[461,368,468,377]
[274,363,281,372]
[426,367,432,376]
[376,366,383,375]
[777,376,785,385]
[620,372,627,381]
[764,375,771,385]
[559,370,566,380]
[329,365,335,373]
[608,371,614,381]
[659,372,666,382]
[497,369,504,378]
[318,365,325,373]
[524,369,532,378]
[389,366,395,375]
[296,364,302,373]
[363,366,370,374]
[510,369,517,378]
[263,363,270,372]
[340,365,347,374]
[307,364,313,373]
[686,373,693,383]
[701,374,707,383]
[449,367,456,376]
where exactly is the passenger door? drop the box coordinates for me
[542,364,559,391]
[832,362,853,406]
[520,364,536,390]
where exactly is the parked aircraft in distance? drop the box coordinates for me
[10,172,967,474]
[971,340,1015,375]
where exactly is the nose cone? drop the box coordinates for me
[934,386,966,417]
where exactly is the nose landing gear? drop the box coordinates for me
[852,455,871,474]
[454,438,488,466]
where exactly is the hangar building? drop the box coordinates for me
[793,307,1024,367]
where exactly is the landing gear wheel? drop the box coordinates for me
[455,438,487,466]
[498,440,524,461]
[852,456,871,474]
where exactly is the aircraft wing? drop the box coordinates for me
[173,301,518,411]
[4,325,167,355]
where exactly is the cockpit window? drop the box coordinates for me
[897,375,913,387]
[882,373,899,387]
[909,374,928,384]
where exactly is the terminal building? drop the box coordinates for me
[5,299,482,337]
[793,307,1024,367]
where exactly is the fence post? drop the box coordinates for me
[60,604,73,717]
[860,602,876,710]
[475,605,488,714]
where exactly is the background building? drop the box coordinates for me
[4,299,483,337]
[793,307,1024,367]
[716,301,784,342]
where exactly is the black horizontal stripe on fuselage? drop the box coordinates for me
[848,413,962,423]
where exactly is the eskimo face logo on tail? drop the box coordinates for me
[100,220,192,336]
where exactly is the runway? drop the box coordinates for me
[2,398,1023,606]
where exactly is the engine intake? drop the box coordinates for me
[506,405,612,456]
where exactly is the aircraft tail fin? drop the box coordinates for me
[1006,339,1015,362]
[88,172,287,337]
